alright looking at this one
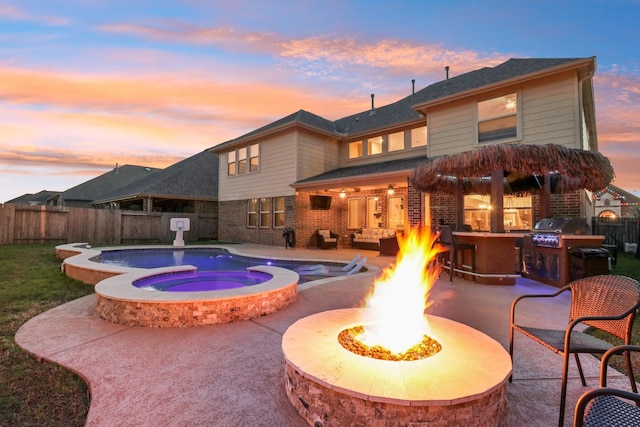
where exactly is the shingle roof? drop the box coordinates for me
[213,57,592,150]
[59,165,161,203]
[91,150,218,204]
[293,156,427,186]
[4,190,61,205]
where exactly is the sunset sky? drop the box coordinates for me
[1,0,639,203]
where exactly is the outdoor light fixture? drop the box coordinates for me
[340,189,346,198]
[387,184,395,195]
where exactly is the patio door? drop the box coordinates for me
[366,197,381,228]
[387,196,404,230]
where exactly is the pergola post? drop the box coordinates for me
[456,178,465,231]
[491,169,504,233]
[539,172,552,219]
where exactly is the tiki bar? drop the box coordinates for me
[410,143,614,286]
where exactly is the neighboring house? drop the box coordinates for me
[92,149,218,213]
[593,185,640,219]
[4,190,61,206]
[212,57,600,248]
[49,164,161,208]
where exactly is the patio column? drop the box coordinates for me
[490,169,504,233]
[455,178,465,231]
[539,172,552,219]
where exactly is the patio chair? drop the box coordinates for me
[316,229,338,249]
[509,275,640,427]
[574,344,640,427]
[438,225,476,283]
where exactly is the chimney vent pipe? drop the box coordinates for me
[370,93,375,110]
[412,79,415,94]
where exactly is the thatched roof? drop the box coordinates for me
[410,144,614,195]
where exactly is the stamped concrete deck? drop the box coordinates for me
[15,244,633,426]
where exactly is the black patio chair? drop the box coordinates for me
[574,344,640,427]
[509,275,640,427]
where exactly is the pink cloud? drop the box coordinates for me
[0,4,69,26]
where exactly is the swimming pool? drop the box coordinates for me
[91,247,359,283]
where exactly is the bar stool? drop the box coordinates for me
[438,225,476,283]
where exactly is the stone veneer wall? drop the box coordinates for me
[95,284,297,327]
[284,362,507,427]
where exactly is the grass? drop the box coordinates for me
[0,244,94,427]
[0,243,638,426]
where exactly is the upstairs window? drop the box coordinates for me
[227,143,260,176]
[411,126,427,148]
[478,93,518,143]
[349,141,362,159]
[367,136,383,155]
[388,131,404,152]
[249,143,260,172]
[227,151,236,176]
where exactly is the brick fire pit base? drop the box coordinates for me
[282,309,511,427]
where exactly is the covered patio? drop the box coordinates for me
[15,244,633,426]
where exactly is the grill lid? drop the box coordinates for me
[533,218,587,234]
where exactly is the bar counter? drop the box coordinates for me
[452,232,526,285]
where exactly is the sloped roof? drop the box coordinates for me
[58,165,160,203]
[4,190,61,205]
[293,156,426,189]
[595,184,640,205]
[213,57,593,150]
[212,110,336,152]
[92,150,218,204]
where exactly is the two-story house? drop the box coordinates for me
[211,57,599,248]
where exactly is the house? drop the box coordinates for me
[593,185,640,219]
[91,150,218,213]
[211,57,600,248]
[49,164,161,208]
[4,190,61,206]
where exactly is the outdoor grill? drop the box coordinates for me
[530,218,588,248]
[523,218,604,287]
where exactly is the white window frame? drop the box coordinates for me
[228,143,260,176]
[477,92,520,144]
[259,198,271,229]
[247,199,258,228]
[273,196,285,228]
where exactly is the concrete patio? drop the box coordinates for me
[15,244,634,426]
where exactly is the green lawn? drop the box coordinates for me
[0,244,638,426]
[0,244,93,427]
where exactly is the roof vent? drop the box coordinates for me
[445,66,450,86]
[412,79,415,95]
[370,93,375,110]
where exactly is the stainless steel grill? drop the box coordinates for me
[530,218,588,248]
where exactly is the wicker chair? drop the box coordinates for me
[316,229,338,249]
[509,275,640,427]
[574,344,640,427]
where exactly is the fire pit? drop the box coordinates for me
[282,228,512,426]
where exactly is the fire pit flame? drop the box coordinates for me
[359,227,443,354]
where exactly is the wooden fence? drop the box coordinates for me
[591,217,639,249]
[0,204,218,245]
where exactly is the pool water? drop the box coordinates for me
[134,270,273,292]
[91,247,350,284]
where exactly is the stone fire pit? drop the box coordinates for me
[282,308,512,426]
